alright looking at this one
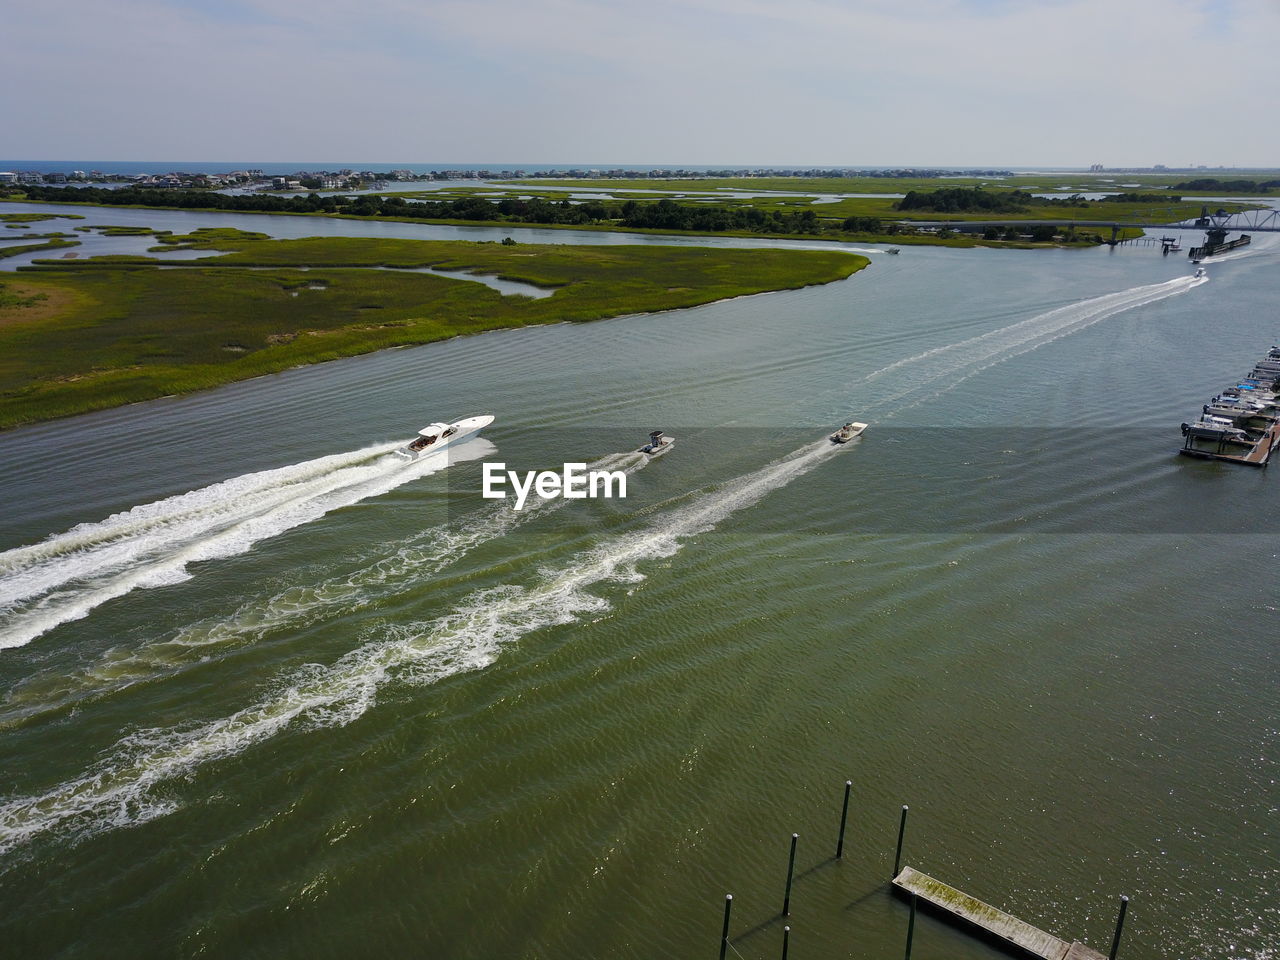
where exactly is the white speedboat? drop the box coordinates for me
[1194,267,1206,278]
[396,415,494,461]
[1204,399,1272,421]
[830,421,868,444]
[638,430,674,456]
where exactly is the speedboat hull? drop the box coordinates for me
[830,421,868,444]
[396,415,495,461]
[1181,418,1251,444]
[639,432,675,457]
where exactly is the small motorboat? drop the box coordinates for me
[1203,399,1271,422]
[1194,266,1206,279]
[1181,415,1251,444]
[886,248,900,255]
[830,421,868,444]
[638,430,674,456]
[396,415,494,461]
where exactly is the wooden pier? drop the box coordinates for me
[892,866,1107,960]
[1179,420,1280,467]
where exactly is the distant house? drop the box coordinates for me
[0,172,17,183]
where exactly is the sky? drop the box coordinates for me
[5,0,1279,167]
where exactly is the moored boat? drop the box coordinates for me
[1181,415,1252,444]
[396,415,495,461]
[1203,399,1273,422]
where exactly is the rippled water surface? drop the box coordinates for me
[1,203,1277,959]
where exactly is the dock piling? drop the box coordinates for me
[836,780,852,859]
[719,894,732,960]
[904,892,917,960]
[1109,895,1129,960]
[783,833,799,916]
[893,805,909,879]
[781,925,790,960]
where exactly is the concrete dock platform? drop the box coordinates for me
[892,866,1107,960]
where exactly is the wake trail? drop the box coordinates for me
[165,450,653,648]
[850,274,1208,418]
[0,437,848,855]
[0,451,657,724]
[0,440,493,650]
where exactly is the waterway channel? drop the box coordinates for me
[0,200,1276,960]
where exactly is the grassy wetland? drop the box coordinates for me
[0,232,867,429]
[10,179,1259,249]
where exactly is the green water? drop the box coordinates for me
[1,207,1277,959]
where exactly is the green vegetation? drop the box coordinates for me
[96,225,165,236]
[152,227,270,249]
[0,212,84,224]
[0,236,868,428]
[6,180,1256,250]
[0,239,80,260]
[898,188,1039,214]
[0,280,48,309]
[1173,178,1280,193]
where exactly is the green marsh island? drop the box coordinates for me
[0,230,867,429]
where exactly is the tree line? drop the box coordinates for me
[1172,178,1279,193]
[2,186,849,236]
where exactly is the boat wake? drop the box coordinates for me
[0,438,849,855]
[0,440,494,650]
[0,451,656,726]
[859,274,1208,417]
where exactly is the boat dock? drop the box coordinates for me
[892,866,1107,960]
[1179,420,1280,466]
[1178,345,1280,467]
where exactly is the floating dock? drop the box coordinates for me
[1178,345,1280,468]
[892,866,1107,960]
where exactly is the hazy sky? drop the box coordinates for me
[6,0,1278,166]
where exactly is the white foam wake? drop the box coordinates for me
[165,450,652,650]
[0,450,656,722]
[0,438,847,854]
[0,440,493,649]
[861,274,1207,416]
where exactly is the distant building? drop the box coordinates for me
[1089,163,1104,172]
[0,172,16,183]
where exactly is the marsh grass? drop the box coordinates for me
[0,239,80,260]
[1,237,868,428]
